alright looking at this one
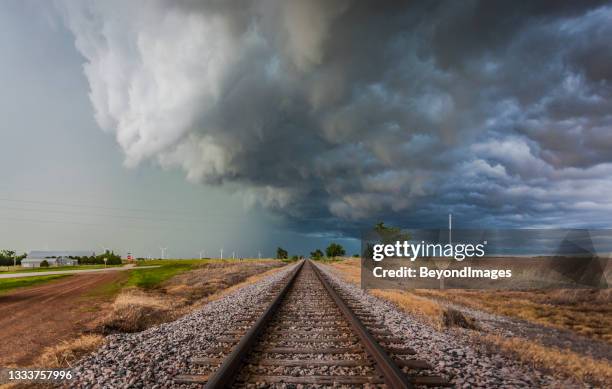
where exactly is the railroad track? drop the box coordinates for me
[176,260,448,388]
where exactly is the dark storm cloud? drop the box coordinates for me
[59,0,612,234]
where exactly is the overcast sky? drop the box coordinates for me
[1,1,611,257]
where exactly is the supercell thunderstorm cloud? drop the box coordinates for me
[58,1,612,235]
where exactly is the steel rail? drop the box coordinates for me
[203,260,304,389]
[310,260,413,389]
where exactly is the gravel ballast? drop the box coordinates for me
[319,265,574,388]
[65,264,297,388]
[66,261,581,388]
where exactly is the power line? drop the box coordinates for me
[0,215,196,232]
[0,205,210,224]
[0,197,233,217]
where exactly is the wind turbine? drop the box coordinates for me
[220,248,223,260]
[160,247,167,260]
[199,250,206,260]
[258,251,261,260]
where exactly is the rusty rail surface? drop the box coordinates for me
[203,261,304,388]
[310,261,413,389]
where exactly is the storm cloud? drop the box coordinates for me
[58,0,612,234]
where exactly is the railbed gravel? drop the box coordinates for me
[65,261,578,388]
[319,264,575,389]
[64,264,298,389]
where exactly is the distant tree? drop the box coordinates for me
[352,254,360,258]
[291,255,299,260]
[373,222,410,242]
[16,252,26,265]
[0,250,22,266]
[276,247,288,260]
[325,243,345,258]
[0,250,16,258]
[310,249,324,260]
[40,260,50,268]
[364,222,412,260]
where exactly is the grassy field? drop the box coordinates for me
[127,263,194,289]
[0,258,286,370]
[413,288,612,342]
[128,259,280,288]
[129,259,230,288]
[102,259,286,332]
[0,274,70,294]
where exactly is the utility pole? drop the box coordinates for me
[160,247,167,260]
[449,213,452,245]
[258,251,261,260]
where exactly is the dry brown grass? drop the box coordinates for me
[0,336,104,388]
[328,259,612,343]
[328,259,611,386]
[326,259,361,284]
[101,289,174,333]
[370,289,446,328]
[0,335,104,389]
[100,261,287,334]
[201,262,292,303]
[35,334,104,368]
[163,261,282,303]
[326,260,476,330]
[413,288,612,343]
[482,334,612,386]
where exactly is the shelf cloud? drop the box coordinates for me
[59,0,612,234]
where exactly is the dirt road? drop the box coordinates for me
[0,272,126,366]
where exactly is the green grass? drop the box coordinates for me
[127,260,211,288]
[0,275,70,294]
[134,258,269,267]
[128,258,282,289]
[0,264,123,274]
[135,259,216,267]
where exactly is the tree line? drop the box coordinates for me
[274,222,403,260]
[0,250,27,266]
[0,249,123,267]
[275,242,348,260]
[72,251,122,265]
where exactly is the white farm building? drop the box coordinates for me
[21,251,94,268]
